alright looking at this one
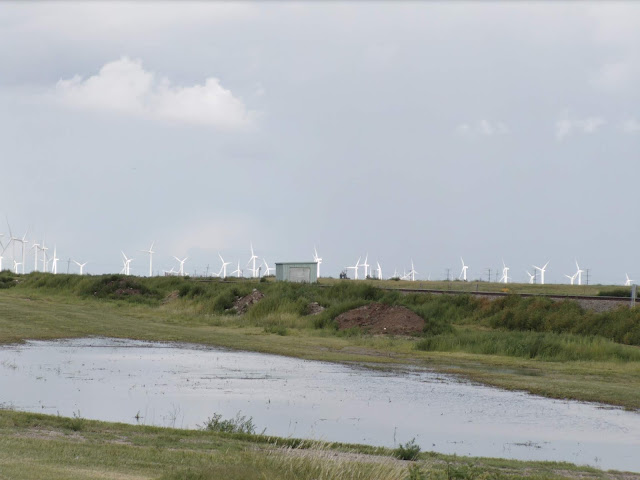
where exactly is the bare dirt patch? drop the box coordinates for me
[162,290,179,304]
[231,289,265,315]
[336,303,424,335]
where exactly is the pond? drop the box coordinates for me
[0,338,638,472]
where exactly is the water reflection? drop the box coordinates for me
[0,338,639,472]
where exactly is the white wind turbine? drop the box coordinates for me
[500,259,510,284]
[313,246,322,278]
[41,240,49,273]
[526,271,535,284]
[564,272,577,285]
[231,261,242,278]
[218,253,231,278]
[459,257,469,281]
[121,251,133,275]
[625,274,634,286]
[13,260,21,274]
[173,256,188,276]
[376,261,383,280]
[247,243,258,278]
[31,243,40,272]
[346,257,361,280]
[140,242,155,277]
[361,254,370,279]
[74,260,87,275]
[533,261,550,285]
[574,260,584,286]
[50,246,59,274]
[262,259,274,276]
[18,231,28,274]
[408,260,418,281]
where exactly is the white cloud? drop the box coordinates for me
[55,57,257,129]
[456,120,509,137]
[555,112,605,140]
[621,118,640,133]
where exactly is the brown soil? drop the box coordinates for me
[335,303,424,335]
[231,289,265,314]
[162,290,179,304]
[307,302,325,315]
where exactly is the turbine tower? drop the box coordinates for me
[564,273,577,285]
[526,271,535,284]
[459,257,469,281]
[574,260,584,286]
[231,261,242,278]
[51,246,59,274]
[625,274,634,286]
[500,259,510,284]
[533,261,550,285]
[362,254,370,279]
[262,259,274,276]
[313,246,322,279]
[218,253,231,278]
[141,241,155,277]
[74,260,87,275]
[408,260,418,281]
[376,261,383,280]
[346,257,361,280]
[247,243,258,278]
[31,243,40,272]
[173,256,188,276]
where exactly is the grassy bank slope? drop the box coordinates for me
[0,410,635,480]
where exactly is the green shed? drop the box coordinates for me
[275,262,318,283]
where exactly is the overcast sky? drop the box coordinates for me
[1,2,639,284]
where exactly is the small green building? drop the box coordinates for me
[275,262,318,283]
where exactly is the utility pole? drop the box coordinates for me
[67,258,71,274]
[487,268,491,283]
[206,264,209,277]
[585,269,590,286]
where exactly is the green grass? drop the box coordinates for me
[0,409,634,480]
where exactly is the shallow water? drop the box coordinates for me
[0,338,639,472]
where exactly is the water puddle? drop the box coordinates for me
[0,338,639,472]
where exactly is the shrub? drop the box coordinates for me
[200,412,256,434]
[394,438,421,461]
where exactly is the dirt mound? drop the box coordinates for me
[232,289,265,314]
[307,302,325,315]
[336,303,424,335]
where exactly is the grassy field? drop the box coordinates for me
[1,272,640,478]
[0,409,636,480]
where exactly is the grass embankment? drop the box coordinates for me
[0,409,634,480]
[1,271,640,409]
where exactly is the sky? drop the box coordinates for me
[1,1,639,284]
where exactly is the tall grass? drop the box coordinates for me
[415,329,640,362]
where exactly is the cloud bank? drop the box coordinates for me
[55,57,257,129]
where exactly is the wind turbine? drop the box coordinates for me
[500,259,510,284]
[50,246,59,274]
[41,240,49,273]
[376,261,383,280]
[625,274,634,286]
[526,271,535,284]
[247,243,258,278]
[140,242,155,277]
[13,260,21,274]
[313,246,322,278]
[533,261,550,285]
[564,272,577,285]
[73,260,88,275]
[408,260,418,281]
[262,259,274,276]
[231,261,242,278]
[121,251,133,275]
[459,257,469,281]
[173,256,188,276]
[346,257,361,280]
[362,254,370,279]
[31,243,40,272]
[574,260,584,286]
[18,231,28,274]
[217,253,231,278]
